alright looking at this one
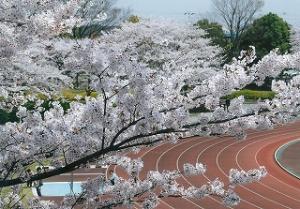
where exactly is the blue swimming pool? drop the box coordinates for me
[40,182,82,196]
[39,182,105,196]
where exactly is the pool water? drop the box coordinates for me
[40,182,104,196]
[40,182,82,196]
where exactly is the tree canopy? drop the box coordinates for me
[241,13,291,59]
[212,0,264,58]
[195,19,227,48]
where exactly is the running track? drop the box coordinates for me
[114,121,300,209]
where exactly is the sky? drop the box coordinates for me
[116,0,300,27]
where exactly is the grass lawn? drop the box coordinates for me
[223,89,275,100]
[60,88,97,101]
[1,184,33,208]
[190,89,275,113]
[0,159,54,208]
[34,88,98,101]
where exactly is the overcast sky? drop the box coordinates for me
[116,0,300,27]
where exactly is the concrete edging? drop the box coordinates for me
[274,139,300,180]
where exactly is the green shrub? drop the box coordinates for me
[0,109,10,124]
[189,105,210,113]
[0,108,19,124]
[128,15,140,23]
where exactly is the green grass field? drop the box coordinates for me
[60,88,97,101]
[0,183,33,208]
[223,89,275,100]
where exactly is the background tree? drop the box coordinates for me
[128,15,140,23]
[241,13,291,59]
[241,13,291,90]
[195,19,227,48]
[72,0,130,39]
[212,0,264,59]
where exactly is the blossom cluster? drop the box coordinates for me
[1,1,300,208]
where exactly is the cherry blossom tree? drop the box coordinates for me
[0,0,127,108]
[0,0,84,109]
[73,0,130,38]
[2,1,300,209]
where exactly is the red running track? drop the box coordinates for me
[115,121,300,209]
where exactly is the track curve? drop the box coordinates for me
[116,121,300,209]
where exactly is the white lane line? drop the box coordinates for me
[155,138,206,209]
[108,122,300,209]
[217,130,297,209]
[195,137,260,208]
[197,131,284,208]
[175,137,230,208]
[255,135,300,189]
[113,142,175,209]
[249,124,300,194]
[237,131,300,203]
[255,139,300,192]
[106,163,140,209]
[138,141,176,209]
